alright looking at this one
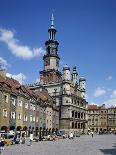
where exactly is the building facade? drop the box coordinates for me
[0,69,59,135]
[29,14,88,134]
[107,107,116,132]
[88,104,116,133]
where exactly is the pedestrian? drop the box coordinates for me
[1,135,5,150]
[47,134,50,141]
[0,136,2,153]
[13,134,17,145]
[69,132,73,139]
[29,132,33,146]
[91,131,94,138]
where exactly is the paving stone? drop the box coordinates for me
[1,135,116,155]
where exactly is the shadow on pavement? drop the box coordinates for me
[112,143,116,148]
[100,148,116,155]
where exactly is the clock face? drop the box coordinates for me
[51,49,56,54]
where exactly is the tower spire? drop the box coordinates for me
[51,13,54,28]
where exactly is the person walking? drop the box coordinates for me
[13,134,17,145]
[91,131,94,138]
[1,136,5,150]
[29,132,33,146]
[0,136,2,153]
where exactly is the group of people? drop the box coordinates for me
[0,135,5,153]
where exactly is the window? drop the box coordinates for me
[81,113,83,119]
[30,104,33,110]
[30,115,33,122]
[78,112,80,119]
[11,112,15,119]
[84,113,86,119]
[3,109,7,117]
[72,122,74,129]
[72,99,73,104]
[12,98,16,106]
[33,116,35,122]
[49,120,51,126]
[25,103,28,109]
[77,101,79,106]
[18,114,21,120]
[4,95,8,103]
[33,105,35,111]
[75,111,77,118]
[18,100,22,107]
[24,115,27,121]
[72,111,74,117]
[78,123,80,129]
[36,117,39,122]
[75,122,77,128]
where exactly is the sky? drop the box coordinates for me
[0,0,116,107]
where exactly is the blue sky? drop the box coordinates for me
[0,0,116,107]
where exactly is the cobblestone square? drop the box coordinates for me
[1,135,116,155]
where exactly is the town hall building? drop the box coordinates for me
[30,14,88,134]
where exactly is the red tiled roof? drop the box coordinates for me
[0,74,54,104]
[88,104,98,109]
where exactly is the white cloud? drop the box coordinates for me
[94,87,106,97]
[6,72,26,84]
[106,75,113,80]
[107,88,112,92]
[0,28,45,59]
[89,102,100,106]
[0,57,8,69]
[102,98,116,107]
[110,90,116,98]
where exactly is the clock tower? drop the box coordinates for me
[40,14,62,84]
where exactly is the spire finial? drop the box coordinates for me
[51,13,54,28]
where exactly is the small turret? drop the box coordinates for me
[63,64,70,81]
[0,62,6,78]
[79,77,86,90]
[0,68,6,78]
[72,66,78,85]
[79,77,86,98]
